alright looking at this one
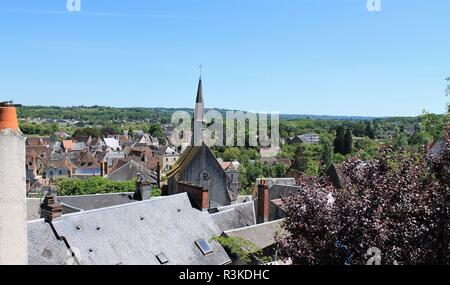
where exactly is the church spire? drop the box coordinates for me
[193,75,205,146]
[196,76,204,104]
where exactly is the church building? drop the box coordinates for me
[166,77,237,208]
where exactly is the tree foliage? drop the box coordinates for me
[56,176,162,197]
[278,126,450,265]
[212,236,271,264]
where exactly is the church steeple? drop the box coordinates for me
[196,76,204,104]
[193,76,205,146]
[194,76,205,123]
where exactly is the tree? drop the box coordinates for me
[343,128,353,155]
[365,121,376,139]
[277,132,450,265]
[334,126,345,154]
[394,132,409,149]
[320,137,333,170]
[292,145,308,173]
[222,147,241,161]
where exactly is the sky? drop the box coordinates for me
[0,0,449,117]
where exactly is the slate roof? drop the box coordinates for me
[224,219,285,249]
[28,193,231,265]
[251,178,296,198]
[28,219,69,265]
[57,193,135,212]
[210,201,256,232]
[107,160,157,183]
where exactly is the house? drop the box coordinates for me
[53,131,70,140]
[252,179,299,223]
[223,219,286,265]
[210,201,256,232]
[27,193,231,265]
[220,161,240,196]
[107,160,157,184]
[73,151,102,177]
[44,156,77,180]
[133,133,159,147]
[62,140,74,152]
[260,146,280,158]
[155,146,180,172]
[103,137,122,151]
[26,136,52,147]
[287,133,320,145]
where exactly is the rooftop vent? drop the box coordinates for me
[195,239,213,255]
[156,253,169,265]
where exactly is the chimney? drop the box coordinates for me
[0,101,28,265]
[40,193,62,222]
[133,174,151,201]
[156,162,161,189]
[257,180,270,224]
[178,182,209,211]
[100,161,106,177]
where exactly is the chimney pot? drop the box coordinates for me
[0,103,19,132]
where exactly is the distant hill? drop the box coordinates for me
[17,105,402,124]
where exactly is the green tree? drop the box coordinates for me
[394,132,409,149]
[320,137,333,170]
[334,126,345,154]
[222,147,241,161]
[343,128,353,155]
[365,121,376,139]
[293,145,307,173]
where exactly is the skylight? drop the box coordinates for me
[195,239,213,255]
[156,253,169,265]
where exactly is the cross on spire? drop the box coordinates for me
[198,64,202,77]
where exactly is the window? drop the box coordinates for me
[195,239,213,255]
[156,253,169,265]
[49,171,54,176]
[58,170,63,175]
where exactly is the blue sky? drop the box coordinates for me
[0,0,449,117]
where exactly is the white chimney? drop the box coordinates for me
[0,102,27,265]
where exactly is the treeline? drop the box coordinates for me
[17,106,173,124]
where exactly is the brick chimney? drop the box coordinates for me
[133,174,152,201]
[40,193,62,222]
[178,181,209,211]
[257,180,270,224]
[100,161,108,177]
[0,101,27,265]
